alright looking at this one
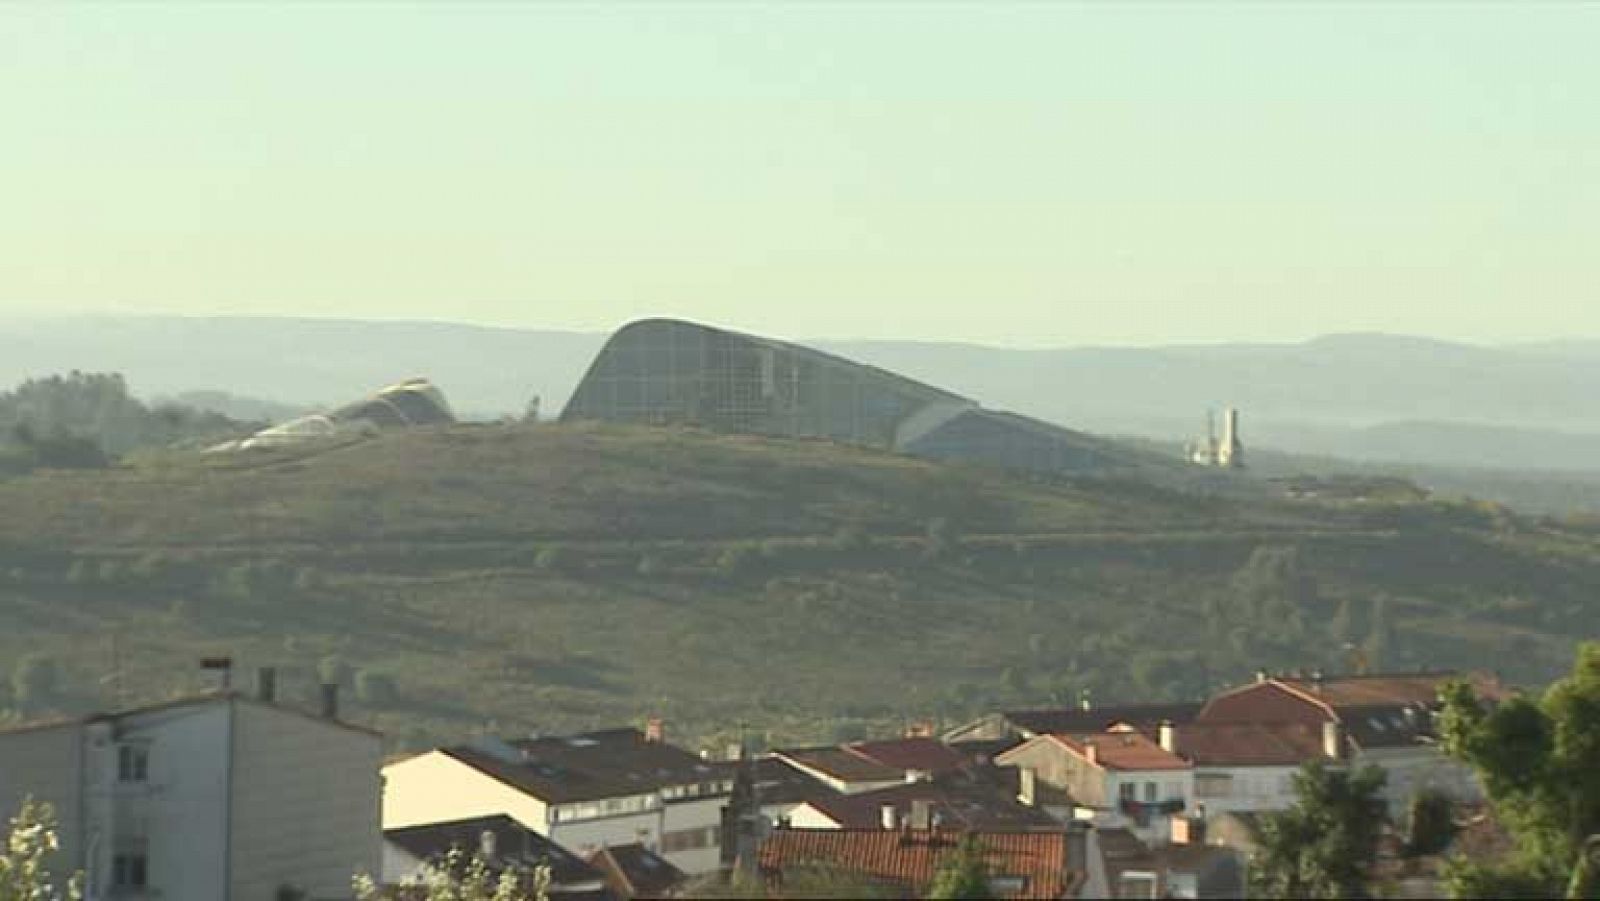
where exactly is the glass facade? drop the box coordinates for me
[563,319,1121,477]
[561,319,961,449]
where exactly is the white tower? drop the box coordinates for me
[1218,407,1244,469]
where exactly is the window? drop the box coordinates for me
[1118,782,1136,802]
[1143,781,1158,802]
[117,744,149,783]
[112,853,148,889]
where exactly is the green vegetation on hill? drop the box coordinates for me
[0,371,253,475]
[0,421,1596,751]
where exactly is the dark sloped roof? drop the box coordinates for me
[588,843,687,900]
[751,756,844,808]
[845,737,968,775]
[444,728,723,804]
[759,829,1080,900]
[776,747,904,785]
[799,780,1063,832]
[384,814,601,887]
[1003,703,1203,738]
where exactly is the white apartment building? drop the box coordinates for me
[0,683,382,901]
[382,724,732,875]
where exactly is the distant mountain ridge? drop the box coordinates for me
[2,315,1598,472]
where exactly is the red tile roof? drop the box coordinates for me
[758,829,1080,900]
[1274,672,1508,708]
[1172,722,1331,767]
[1048,732,1191,772]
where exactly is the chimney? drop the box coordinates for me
[256,667,277,703]
[1084,740,1098,767]
[1158,721,1176,755]
[1019,767,1038,807]
[880,804,898,831]
[1322,719,1343,760]
[319,683,339,720]
[480,829,498,862]
[200,657,233,691]
[909,798,932,831]
[1254,668,1270,684]
[645,717,665,744]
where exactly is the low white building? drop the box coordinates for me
[383,724,732,875]
[0,683,382,901]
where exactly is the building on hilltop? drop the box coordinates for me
[207,377,454,452]
[561,318,1154,478]
[1188,408,1244,469]
[381,722,733,875]
[0,667,382,901]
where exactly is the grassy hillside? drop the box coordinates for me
[0,422,1596,752]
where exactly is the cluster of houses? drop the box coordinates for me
[0,660,1505,900]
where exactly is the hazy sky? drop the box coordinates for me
[2,3,1595,347]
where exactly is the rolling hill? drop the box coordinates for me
[1,421,1597,752]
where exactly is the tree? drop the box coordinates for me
[1248,761,1387,899]
[354,845,550,901]
[1439,642,1600,898]
[927,834,994,900]
[0,797,83,901]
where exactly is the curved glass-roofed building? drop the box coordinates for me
[562,318,1135,477]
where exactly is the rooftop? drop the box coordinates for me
[1029,732,1192,772]
[1172,722,1332,767]
[775,746,904,786]
[0,689,380,739]
[759,829,1081,900]
[845,737,969,776]
[587,842,687,900]
[797,779,1063,832]
[442,728,725,804]
[1274,671,1507,709]
[1003,703,1204,739]
[384,814,601,887]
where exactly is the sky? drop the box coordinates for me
[1,2,1596,348]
